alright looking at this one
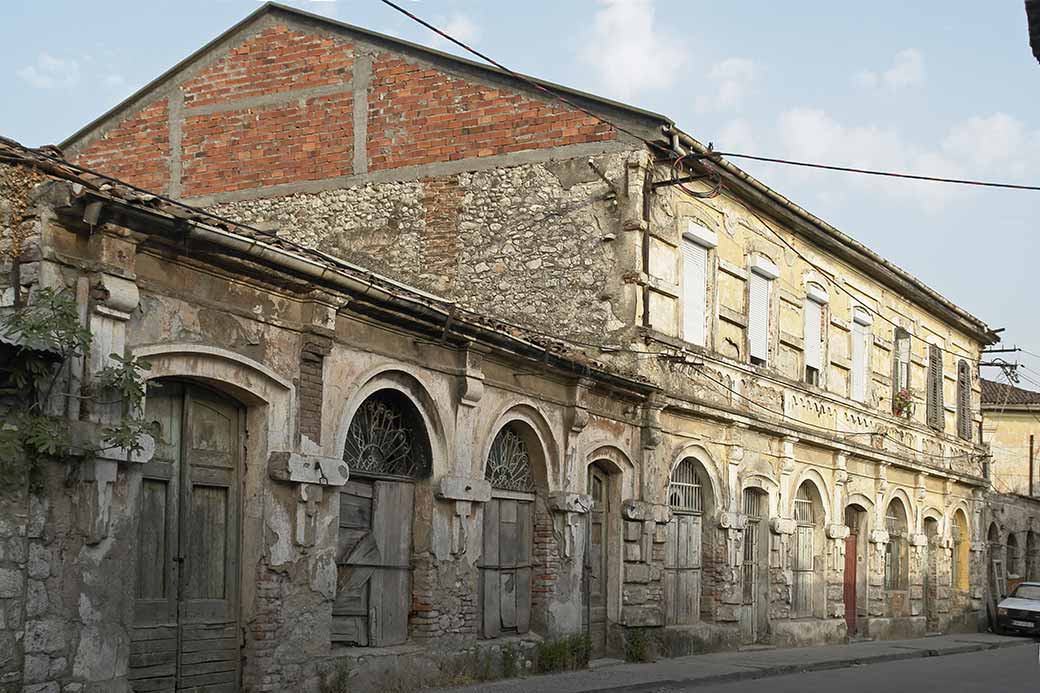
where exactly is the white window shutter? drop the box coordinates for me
[748,272,770,362]
[851,321,867,401]
[682,240,708,346]
[804,300,822,370]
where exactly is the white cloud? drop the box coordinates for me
[427,12,480,54]
[103,73,125,88]
[17,52,81,89]
[579,0,688,101]
[716,118,757,153]
[855,48,925,89]
[696,58,757,113]
[942,113,1035,171]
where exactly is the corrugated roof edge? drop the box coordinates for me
[59,1,672,152]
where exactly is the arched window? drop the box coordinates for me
[342,389,432,479]
[952,510,970,592]
[885,498,910,591]
[335,389,433,648]
[792,482,822,617]
[1007,533,1022,578]
[481,423,536,638]
[664,458,713,625]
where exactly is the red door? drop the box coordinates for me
[844,534,857,635]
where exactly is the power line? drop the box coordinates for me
[711,152,1040,193]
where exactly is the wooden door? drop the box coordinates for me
[844,534,857,635]
[481,495,533,637]
[792,525,815,617]
[584,465,609,658]
[130,382,242,692]
[664,514,702,625]
[333,478,414,647]
[741,489,767,644]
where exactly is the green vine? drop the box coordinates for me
[0,287,156,493]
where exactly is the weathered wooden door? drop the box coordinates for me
[741,488,767,644]
[130,382,242,692]
[844,533,857,634]
[333,478,414,647]
[482,495,533,637]
[584,465,609,657]
[663,514,702,624]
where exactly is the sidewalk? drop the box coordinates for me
[439,633,1033,692]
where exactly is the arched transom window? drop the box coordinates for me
[343,390,432,478]
[669,459,704,513]
[485,424,535,492]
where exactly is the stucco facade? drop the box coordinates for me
[0,5,1009,693]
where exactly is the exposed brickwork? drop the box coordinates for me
[73,99,170,191]
[181,26,354,107]
[367,54,615,171]
[298,331,332,445]
[181,91,353,196]
[420,175,462,293]
[531,506,561,622]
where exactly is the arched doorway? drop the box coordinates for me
[923,517,940,632]
[584,460,620,658]
[334,389,433,647]
[844,504,869,635]
[1027,531,1038,581]
[481,423,539,639]
[1007,533,1022,578]
[741,486,770,643]
[791,481,825,619]
[951,510,970,594]
[131,380,243,691]
[884,498,910,617]
[664,458,714,626]
[988,522,1004,600]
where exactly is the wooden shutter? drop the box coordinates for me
[851,321,868,402]
[956,360,972,440]
[481,497,533,638]
[804,299,822,371]
[748,271,770,362]
[682,239,709,346]
[663,514,702,625]
[927,344,944,430]
[792,525,815,617]
[334,479,414,647]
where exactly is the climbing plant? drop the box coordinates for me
[0,287,156,493]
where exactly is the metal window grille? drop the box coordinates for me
[669,459,703,513]
[794,484,815,524]
[485,425,535,492]
[343,391,431,478]
[742,488,764,605]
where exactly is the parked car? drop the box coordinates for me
[996,582,1040,635]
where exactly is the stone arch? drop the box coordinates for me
[479,401,560,493]
[788,467,832,526]
[884,487,918,533]
[335,367,449,480]
[671,443,725,512]
[922,506,945,534]
[951,508,971,592]
[583,443,636,500]
[791,474,828,618]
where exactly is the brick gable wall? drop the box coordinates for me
[67,19,620,199]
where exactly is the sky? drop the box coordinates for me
[3,0,1039,386]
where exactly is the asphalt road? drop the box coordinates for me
[656,642,1039,693]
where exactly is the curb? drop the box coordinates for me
[588,638,1034,692]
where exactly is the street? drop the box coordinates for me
[675,643,1038,693]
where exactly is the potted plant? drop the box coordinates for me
[893,387,914,418]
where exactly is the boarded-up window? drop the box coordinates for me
[748,271,772,364]
[682,239,709,346]
[956,359,972,440]
[791,483,816,618]
[665,459,707,625]
[851,308,872,402]
[884,499,909,591]
[926,344,945,430]
[481,426,534,638]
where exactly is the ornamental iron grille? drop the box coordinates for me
[794,484,815,524]
[343,390,432,478]
[485,425,536,492]
[669,459,704,513]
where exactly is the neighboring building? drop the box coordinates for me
[1027,0,1040,64]
[1,4,1004,691]
[980,378,1040,591]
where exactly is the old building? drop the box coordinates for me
[980,378,1040,595]
[1,3,1006,692]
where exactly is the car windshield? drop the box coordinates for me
[1012,584,1040,601]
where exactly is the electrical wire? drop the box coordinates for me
[710,152,1040,193]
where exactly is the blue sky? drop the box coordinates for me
[3,0,1039,385]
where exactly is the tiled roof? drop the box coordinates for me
[981,377,1040,407]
